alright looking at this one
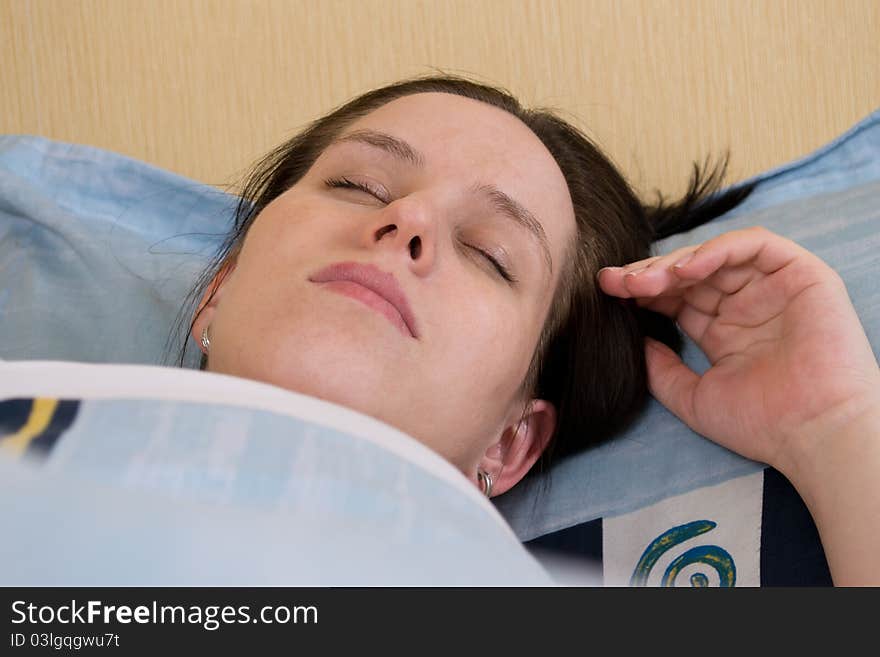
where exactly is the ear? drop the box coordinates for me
[477,399,556,497]
[190,258,237,354]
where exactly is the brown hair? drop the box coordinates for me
[169,73,754,478]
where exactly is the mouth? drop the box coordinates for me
[308,261,419,339]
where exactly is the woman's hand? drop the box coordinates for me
[597,225,880,472]
[599,226,880,585]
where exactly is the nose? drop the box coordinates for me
[363,196,436,275]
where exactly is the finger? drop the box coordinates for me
[605,243,704,298]
[600,227,785,318]
[716,263,819,328]
[597,250,693,298]
[635,290,717,326]
[644,338,703,434]
[668,226,811,280]
[620,260,693,298]
[597,266,644,298]
[633,294,715,350]
[614,270,751,324]
[618,254,667,273]
[630,227,801,302]
[675,302,715,344]
[634,294,685,316]
[637,293,725,363]
[623,247,762,297]
[700,262,760,296]
[681,284,724,317]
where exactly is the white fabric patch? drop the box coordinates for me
[603,470,763,587]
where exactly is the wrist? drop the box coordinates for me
[772,394,880,586]
[775,394,880,507]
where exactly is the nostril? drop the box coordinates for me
[409,236,421,259]
[375,224,397,240]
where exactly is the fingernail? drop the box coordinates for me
[597,266,620,275]
[673,253,694,269]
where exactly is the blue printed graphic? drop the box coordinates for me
[630,520,736,587]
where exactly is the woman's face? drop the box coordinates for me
[193,92,576,492]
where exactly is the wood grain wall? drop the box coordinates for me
[2,0,878,199]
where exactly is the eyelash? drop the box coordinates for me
[324,176,516,284]
[324,176,388,203]
[469,246,516,283]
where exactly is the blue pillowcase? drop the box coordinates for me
[0,138,236,368]
[2,108,879,542]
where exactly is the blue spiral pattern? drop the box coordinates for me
[630,520,736,587]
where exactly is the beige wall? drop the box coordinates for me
[2,0,878,199]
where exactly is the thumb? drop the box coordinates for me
[644,337,702,433]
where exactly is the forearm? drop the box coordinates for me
[780,401,880,586]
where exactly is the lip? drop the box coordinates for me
[308,261,419,339]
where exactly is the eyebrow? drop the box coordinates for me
[330,129,553,275]
[334,129,425,168]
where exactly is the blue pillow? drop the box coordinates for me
[0,138,236,368]
[2,108,879,553]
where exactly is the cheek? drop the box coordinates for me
[229,197,354,287]
[245,196,339,248]
[211,201,328,330]
[435,287,536,394]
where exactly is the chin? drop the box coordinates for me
[255,345,398,412]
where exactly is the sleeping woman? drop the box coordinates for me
[174,75,880,585]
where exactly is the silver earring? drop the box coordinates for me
[477,469,493,497]
[201,326,211,352]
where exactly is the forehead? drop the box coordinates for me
[340,92,576,272]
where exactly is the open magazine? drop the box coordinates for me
[0,360,599,586]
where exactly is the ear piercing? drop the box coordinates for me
[477,469,493,497]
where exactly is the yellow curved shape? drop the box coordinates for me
[0,398,59,456]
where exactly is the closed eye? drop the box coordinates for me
[467,245,516,284]
[324,176,390,204]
